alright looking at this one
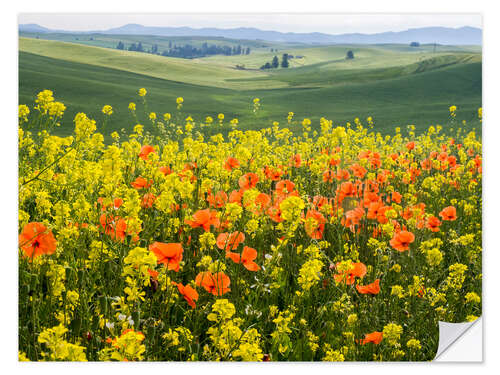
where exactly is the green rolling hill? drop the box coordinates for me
[18,37,482,138]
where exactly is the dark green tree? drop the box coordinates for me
[281,53,289,68]
[346,50,354,59]
[272,56,279,68]
[116,41,125,50]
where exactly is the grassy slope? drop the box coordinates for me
[19,38,286,90]
[19,48,482,137]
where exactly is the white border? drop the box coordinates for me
[3,0,498,373]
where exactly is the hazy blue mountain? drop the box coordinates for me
[19,23,53,33]
[19,23,482,45]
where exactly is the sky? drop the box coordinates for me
[18,14,482,35]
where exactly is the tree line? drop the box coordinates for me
[116,41,251,59]
[260,54,289,70]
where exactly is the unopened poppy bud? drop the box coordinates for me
[150,278,159,293]
[85,331,92,341]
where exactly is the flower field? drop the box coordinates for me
[18,89,482,361]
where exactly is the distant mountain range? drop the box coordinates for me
[19,23,482,45]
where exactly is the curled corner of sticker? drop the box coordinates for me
[433,317,482,361]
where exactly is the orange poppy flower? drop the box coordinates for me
[276,180,295,196]
[267,204,283,223]
[148,269,159,280]
[139,145,155,160]
[172,282,199,309]
[292,154,302,167]
[426,216,441,232]
[406,141,415,151]
[158,166,172,176]
[322,169,335,183]
[228,189,243,204]
[131,176,152,189]
[392,192,402,204]
[360,331,383,345]
[356,279,381,295]
[334,262,367,285]
[207,191,228,208]
[141,193,156,208]
[305,210,326,239]
[224,157,240,171]
[185,209,220,232]
[195,271,231,296]
[367,201,389,224]
[226,246,260,271]
[340,181,357,198]
[19,222,57,259]
[216,231,245,251]
[239,172,259,190]
[369,156,382,169]
[336,168,350,181]
[264,166,283,181]
[97,197,123,211]
[342,207,365,229]
[389,230,415,252]
[149,242,183,272]
[99,214,127,241]
[254,193,271,213]
[363,192,379,208]
[350,163,367,179]
[439,206,457,221]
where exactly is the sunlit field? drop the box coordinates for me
[18,90,482,361]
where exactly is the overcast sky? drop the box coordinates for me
[18,14,482,34]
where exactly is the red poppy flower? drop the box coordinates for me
[99,214,127,241]
[172,282,199,308]
[390,230,415,252]
[207,191,228,208]
[276,180,295,196]
[216,231,245,251]
[224,157,240,171]
[305,210,326,239]
[185,209,220,232]
[226,246,260,271]
[139,145,155,160]
[239,173,259,190]
[426,216,441,232]
[141,193,156,208]
[195,271,231,296]
[292,154,302,167]
[356,279,381,295]
[158,166,172,176]
[19,222,57,259]
[131,176,152,189]
[360,331,383,345]
[439,206,457,221]
[149,242,183,272]
[334,262,367,285]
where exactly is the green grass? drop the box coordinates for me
[19,46,482,139]
[19,38,284,90]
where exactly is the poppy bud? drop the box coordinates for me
[85,331,92,341]
[150,278,159,293]
[263,354,271,361]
